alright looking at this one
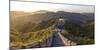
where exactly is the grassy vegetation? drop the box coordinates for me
[61,20,94,45]
[10,25,55,48]
[10,17,56,48]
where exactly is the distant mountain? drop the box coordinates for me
[11,11,94,24]
[33,10,50,14]
[11,11,33,17]
[81,13,94,21]
[55,11,94,25]
[81,13,94,17]
[10,11,94,32]
[10,11,56,32]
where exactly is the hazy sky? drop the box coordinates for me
[11,1,94,13]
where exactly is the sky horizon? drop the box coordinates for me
[11,1,94,13]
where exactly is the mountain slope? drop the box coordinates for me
[10,11,94,32]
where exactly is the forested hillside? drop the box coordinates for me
[10,11,94,48]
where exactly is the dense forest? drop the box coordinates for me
[61,19,94,45]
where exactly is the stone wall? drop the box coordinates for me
[58,32,77,46]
